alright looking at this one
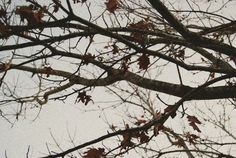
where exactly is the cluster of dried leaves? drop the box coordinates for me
[15,5,45,25]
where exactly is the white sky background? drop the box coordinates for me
[0,0,236,157]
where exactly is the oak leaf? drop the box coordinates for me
[83,148,105,158]
[129,19,154,30]
[185,132,199,145]
[187,115,201,132]
[43,66,53,77]
[139,132,149,143]
[131,32,144,44]
[105,0,119,13]
[137,53,150,70]
[121,132,134,149]
[15,5,44,25]
[0,61,11,72]
[82,53,95,65]
[187,115,201,124]
[112,43,119,54]
[129,20,154,45]
[121,56,131,72]
[77,91,93,105]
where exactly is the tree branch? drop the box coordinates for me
[3,64,236,100]
[147,0,236,57]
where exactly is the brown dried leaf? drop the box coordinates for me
[112,43,119,54]
[187,115,201,132]
[15,5,44,25]
[105,0,119,13]
[121,132,134,149]
[0,61,11,72]
[139,132,149,143]
[187,115,201,124]
[132,32,144,44]
[186,132,199,145]
[83,148,105,158]
[129,20,154,45]
[43,66,53,77]
[129,19,154,30]
[82,53,95,65]
[189,122,201,132]
[138,53,150,70]
[77,91,93,105]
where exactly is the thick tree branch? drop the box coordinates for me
[3,64,236,100]
[147,0,236,56]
